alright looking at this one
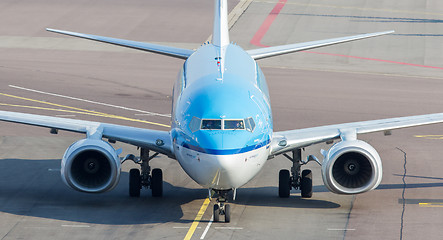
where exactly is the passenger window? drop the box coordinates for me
[244,117,256,132]
[224,120,245,130]
[201,120,222,130]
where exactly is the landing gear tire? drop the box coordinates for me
[279,169,291,198]
[213,204,220,222]
[301,169,313,198]
[129,168,141,197]
[151,168,163,197]
[224,204,231,223]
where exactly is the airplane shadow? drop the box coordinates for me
[233,186,340,209]
[0,158,209,225]
[376,174,443,190]
[7,159,442,224]
[0,158,339,225]
[392,174,443,181]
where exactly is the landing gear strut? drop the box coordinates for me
[279,149,315,198]
[129,148,163,197]
[213,189,231,223]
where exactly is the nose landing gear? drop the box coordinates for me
[212,189,231,223]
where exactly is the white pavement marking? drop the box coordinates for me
[54,115,76,117]
[200,216,213,239]
[9,85,171,117]
[48,168,60,172]
[61,225,90,228]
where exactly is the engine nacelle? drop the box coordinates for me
[321,140,382,195]
[61,139,121,193]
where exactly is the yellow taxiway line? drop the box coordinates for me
[0,92,170,128]
[419,203,443,207]
[184,198,211,240]
[415,135,443,140]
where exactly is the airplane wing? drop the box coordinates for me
[270,113,443,156]
[247,31,394,60]
[0,110,174,158]
[46,28,194,60]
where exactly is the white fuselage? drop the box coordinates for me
[175,144,270,189]
[170,43,273,190]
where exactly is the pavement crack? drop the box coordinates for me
[396,147,407,240]
[1,215,25,240]
[342,195,355,240]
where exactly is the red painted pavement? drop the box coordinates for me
[249,1,442,70]
[250,0,287,47]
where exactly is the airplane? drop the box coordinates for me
[1,0,443,223]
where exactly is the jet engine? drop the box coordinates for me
[61,138,121,193]
[321,140,382,195]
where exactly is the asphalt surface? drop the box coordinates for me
[0,0,443,239]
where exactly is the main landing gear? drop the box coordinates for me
[279,149,320,198]
[128,148,163,197]
[213,189,231,223]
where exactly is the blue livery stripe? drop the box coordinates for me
[182,139,270,155]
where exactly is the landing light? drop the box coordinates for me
[278,140,287,147]
[156,139,164,146]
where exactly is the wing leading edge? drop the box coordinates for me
[271,113,443,156]
[0,111,174,158]
[46,28,194,60]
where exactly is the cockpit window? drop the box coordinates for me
[199,118,254,131]
[189,117,201,133]
[224,120,245,130]
[201,119,222,130]
[244,117,256,132]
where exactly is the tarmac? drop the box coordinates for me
[0,0,442,239]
